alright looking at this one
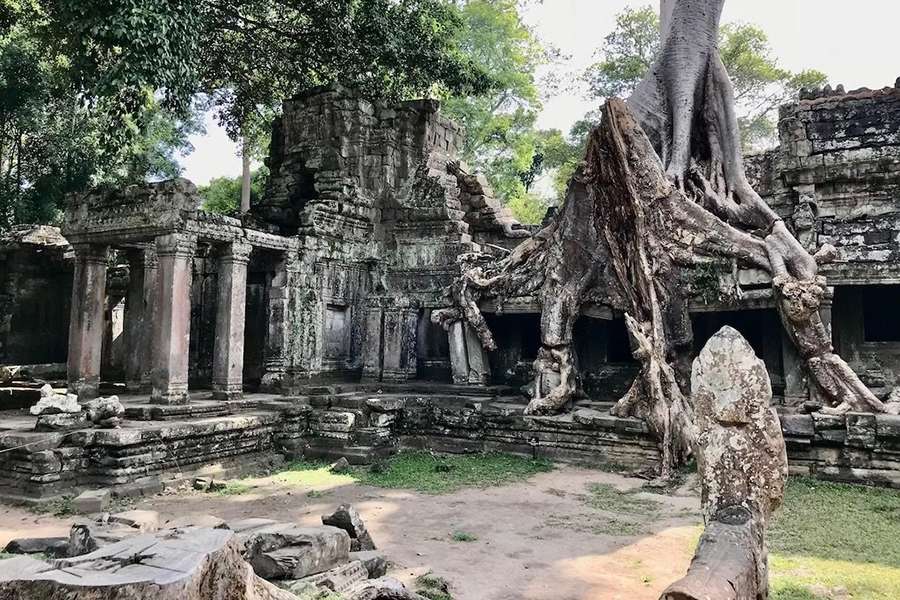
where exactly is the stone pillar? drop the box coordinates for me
[139,249,159,391]
[124,249,151,392]
[151,233,196,405]
[447,321,491,385]
[820,287,834,341]
[781,331,807,407]
[361,304,384,382]
[261,252,298,392]
[67,244,109,400]
[212,242,252,400]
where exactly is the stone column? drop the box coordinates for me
[261,252,298,392]
[139,249,159,391]
[781,331,807,407]
[67,244,109,400]
[124,250,148,391]
[820,286,834,341]
[151,233,196,405]
[381,304,419,382]
[447,320,491,385]
[212,242,252,400]
[448,321,469,385]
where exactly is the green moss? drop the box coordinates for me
[353,451,553,494]
[415,573,454,600]
[215,482,255,496]
[581,483,663,516]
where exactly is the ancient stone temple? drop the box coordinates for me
[0,81,899,502]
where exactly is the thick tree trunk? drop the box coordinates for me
[240,137,252,214]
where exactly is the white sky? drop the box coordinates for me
[181,0,900,185]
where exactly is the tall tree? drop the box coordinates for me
[583,4,827,150]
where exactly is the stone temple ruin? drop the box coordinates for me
[1,81,900,501]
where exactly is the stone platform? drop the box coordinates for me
[2,383,900,503]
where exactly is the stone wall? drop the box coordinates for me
[257,86,525,387]
[0,226,72,367]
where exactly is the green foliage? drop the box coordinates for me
[441,0,547,210]
[450,530,477,542]
[415,573,454,600]
[505,193,546,224]
[768,478,900,600]
[199,165,269,215]
[354,451,553,494]
[0,12,204,231]
[214,481,254,496]
[581,5,828,151]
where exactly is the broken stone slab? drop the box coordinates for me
[240,523,351,580]
[3,537,69,558]
[30,385,80,415]
[346,577,429,600]
[83,395,125,428]
[68,520,137,557]
[350,550,388,578]
[322,504,376,551]
[0,365,12,384]
[280,560,368,595]
[166,514,228,529]
[73,489,110,514]
[109,509,160,532]
[35,411,89,431]
[0,527,296,599]
[329,457,351,473]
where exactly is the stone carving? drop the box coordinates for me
[661,327,787,599]
[30,384,80,416]
[83,395,125,428]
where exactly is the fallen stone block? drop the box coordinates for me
[109,509,160,532]
[350,550,387,578]
[166,514,228,529]
[35,411,89,431]
[241,524,351,580]
[322,504,376,551]
[329,457,351,473]
[73,489,110,514]
[347,577,429,600]
[83,395,125,428]
[30,385,80,415]
[4,536,69,558]
[0,527,296,599]
[281,560,368,595]
[68,521,136,557]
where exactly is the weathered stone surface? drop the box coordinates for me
[240,523,351,580]
[281,560,368,595]
[67,520,134,556]
[691,326,788,520]
[30,385,79,415]
[350,550,388,578]
[0,527,296,600]
[84,395,125,428]
[662,327,788,600]
[322,505,376,551]
[346,577,428,600]
[329,457,351,474]
[4,537,68,558]
[73,489,110,514]
[109,510,160,532]
[35,411,89,431]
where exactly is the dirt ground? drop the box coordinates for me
[0,466,704,600]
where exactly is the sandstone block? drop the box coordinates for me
[322,505,376,551]
[350,550,388,578]
[73,489,110,514]
[241,524,351,580]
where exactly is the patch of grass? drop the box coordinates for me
[275,460,357,488]
[581,483,663,516]
[450,531,477,542]
[215,482,254,496]
[354,451,553,494]
[767,478,900,600]
[31,497,74,517]
[306,489,330,499]
[545,512,646,536]
[415,573,453,600]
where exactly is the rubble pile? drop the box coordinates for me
[0,503,423,600]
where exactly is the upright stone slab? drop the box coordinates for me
[261,252,297,392]
[67,244,109,400]
[662,326,788,600]
[151,233,196,405]
[212,242,252,400]
[125,248,156,392]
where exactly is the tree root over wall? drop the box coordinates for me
[445,0,898,479]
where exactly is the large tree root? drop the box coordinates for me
[443,0,893,478]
